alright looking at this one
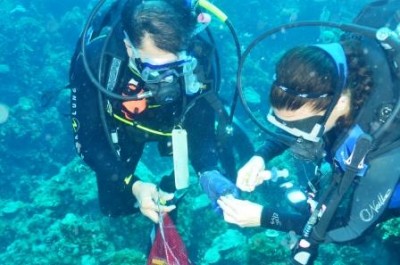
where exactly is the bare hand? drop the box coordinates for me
[217,195,263,227]
[236,156,267,192]
[132,181,175,223]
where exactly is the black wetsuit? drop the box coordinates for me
[256,128,400,242]
[70,29,223,216]
[255,129,323,234]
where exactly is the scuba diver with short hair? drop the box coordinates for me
[215,1,400,264]
[69,0,252,222]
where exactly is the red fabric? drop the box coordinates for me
[147,214,191,265]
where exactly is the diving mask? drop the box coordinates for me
[138,54,198,84]
[267,109,324,142]
[127,39,201,104]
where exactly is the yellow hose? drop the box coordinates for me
[198,0,228,22]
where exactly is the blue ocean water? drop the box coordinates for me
[0,0,399,264]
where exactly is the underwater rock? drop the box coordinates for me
[9,5,27,14]
[280,230,299,250]
[264,229,280,238]
[0,103,10,124]
[204,248,221,264]
[379,218,400,240]
[191,194,210,210]
[248,232,289,264]
[16,97,34,112]
[204,229,246,264]
[211,229,246,251]
[103,248,146,264]
[0,64,10,74]
[80,255,96,265]
[1,200,25,215]
[61,213,79,226]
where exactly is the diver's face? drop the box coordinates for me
[267,105,325,142]
[271,94,350,137]
[124,32,178,66]
[124,32,189,105]
[273,105,323,123]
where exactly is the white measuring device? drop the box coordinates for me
[172,128,189,190]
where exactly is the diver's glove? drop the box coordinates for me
[199,170,240,214]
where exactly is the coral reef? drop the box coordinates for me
[248,231,289,264]
[203,229,247,264]
[0,0,398,265]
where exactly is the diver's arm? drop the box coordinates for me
[254,133,288,162]
[184,37,227,175]
[185,96,220,173]
[217,195,308,233]
[71,41,141,217]
[236,140,288,192]
[236,132,288,191]
[260,207,309,234]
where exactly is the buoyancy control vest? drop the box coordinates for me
[323,0,400,241]
[348,0,400,154]
[307,0,400,250]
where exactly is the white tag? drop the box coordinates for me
[172,128,189,190]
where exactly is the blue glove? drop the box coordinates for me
[199,170,240,214]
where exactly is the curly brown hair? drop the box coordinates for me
[270,39,373,128]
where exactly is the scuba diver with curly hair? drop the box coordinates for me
[218,37,376,225]
[216,1,400,264]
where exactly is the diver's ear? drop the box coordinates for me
[337,94,351,114]
[124,39,134,57]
